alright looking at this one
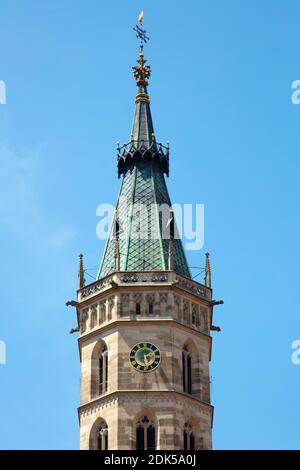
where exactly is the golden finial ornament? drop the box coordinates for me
[132,48,151,84]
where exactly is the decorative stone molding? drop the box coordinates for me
[176,277,210,300]
[159,293,168,303]
[121,294,130,303]
[132,293,142,302]
[146,293,155,303]
[200,307,209,333]
[78,271,211,305]
[121,273,168,283]
[79,292,211,337]
[78,390,213,420]
[151,275,168,282]
[80,275,114,300]
[90,305,98,329]
[79,394,119,418]
[80,308,89,333]
[121,274,139,283]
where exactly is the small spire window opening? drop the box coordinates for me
[136,416,156,450]
[115,220,120,240]
[148,303,154,314]
[182,345,192,394]
[97,424,108,450]
[169,212,174,240]
[136,303,141,315]
[99,345,108,395]
[159,212,162,237]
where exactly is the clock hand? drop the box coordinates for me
[146,351,154,359]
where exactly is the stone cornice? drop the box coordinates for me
[78,389,214,426]
[77,271,212,305]
[78,318,212,351]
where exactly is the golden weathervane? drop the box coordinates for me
[132,12,151,87]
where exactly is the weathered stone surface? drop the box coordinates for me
[77,277,213,450]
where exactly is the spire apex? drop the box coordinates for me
[116,18,170,177]
[132,15,151,107]
[129,17,154,146]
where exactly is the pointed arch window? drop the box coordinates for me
[97,423,108,450]
[182,345,192,394]
[99,345,108,395]
[183,423,196,450]
[136,416,156,450]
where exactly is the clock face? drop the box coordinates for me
[130,342,161,372]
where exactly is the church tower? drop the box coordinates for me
[71,18,221,451]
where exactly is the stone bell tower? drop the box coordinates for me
[69,17,222,451]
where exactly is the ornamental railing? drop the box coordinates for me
[117,140,170,177]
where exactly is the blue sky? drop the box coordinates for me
[0,0,299,449]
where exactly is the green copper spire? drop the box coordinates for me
[98,23,191,280]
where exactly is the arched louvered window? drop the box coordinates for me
[183,423,196,450]
[182,345,192,394]
[136,416,156,450]
[99,345,108,395]
[97,423,108,450]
